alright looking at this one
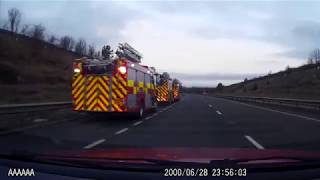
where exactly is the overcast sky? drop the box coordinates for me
[1,0,319,87]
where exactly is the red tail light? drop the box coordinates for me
[73,63,81,73]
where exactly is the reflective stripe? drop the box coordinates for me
[128,80,134,87]
[138,82,144,88]
[87,98,96,110]
[98,100,107,111]
[75,100,84,110]
[99,94,109,106]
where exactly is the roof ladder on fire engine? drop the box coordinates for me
[116,43,142,63]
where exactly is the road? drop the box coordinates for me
[1,94,320,153]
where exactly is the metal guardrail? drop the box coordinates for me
[216,95,320,111]
[0,101,72,114]
[0,101,72,109]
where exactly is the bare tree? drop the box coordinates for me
[75,38,87,56]
[31,24,45,40]
[60,36,75,51]
[307,57,314,64]
[20,24,30,35]
[216,82,224,91]
[309,48,320,64]
[286,65,290,70]
[101,45,113,59]
[88,44,95,57]
[48,35,57,44]
[8,8,21,32]
[94,50,101,58]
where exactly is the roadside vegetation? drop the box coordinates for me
[0,8,104,104]
[213,60,320,100]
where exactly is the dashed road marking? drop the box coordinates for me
[208,104,213,108]
[133,121,143,126]
[33,118,48,123]
[216,110,222,115]
[115,128,128,135]
[83,138,105,149]
[244,135,265,149]
[145,116,152,120]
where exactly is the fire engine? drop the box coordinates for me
[172,79,181,102]
[155,72,174,104]
[71,43,158,118]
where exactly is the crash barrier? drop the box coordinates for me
[0,101,72,114]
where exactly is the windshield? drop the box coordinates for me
[1,0,320,178]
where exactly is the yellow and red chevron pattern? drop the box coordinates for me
[156,80,169,102]
[84,75,110,112]
[72,74,85,111]
[72,73,128,112]
[173,85,180,99]
[111,73,127,112]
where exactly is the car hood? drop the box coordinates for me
[48,148,320,164]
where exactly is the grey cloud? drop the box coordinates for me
[152,2,320,60]
[265,20,320,59]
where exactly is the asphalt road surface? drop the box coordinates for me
[1,94,320,154]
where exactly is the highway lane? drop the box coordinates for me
[0,94,320,154]
[95,94,252,149]
[202,95,320,151]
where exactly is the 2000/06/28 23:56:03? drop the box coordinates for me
[164,168,247,177]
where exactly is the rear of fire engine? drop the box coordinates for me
[71,43,157,117]
[156,73,174,104]
[172,79,181,102]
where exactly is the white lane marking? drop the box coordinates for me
[83,139,105,149]
[208,104,213,108]
[244,135,265,149]
[145,116,152,120]
[153,113,159,116]
[216,110,222,115]
[115,128,128,135]
[133,121,143,126]
[33,118,48,123]
[229,100,320,123]
[159,110,164,112]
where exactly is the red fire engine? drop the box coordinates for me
[155,72,174,104]
[72,43,157,118]
[172,79,181,102]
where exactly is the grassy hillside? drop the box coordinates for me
[216,64,320,100]
[0,29,80,104]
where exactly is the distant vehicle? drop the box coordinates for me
[155,72,174,104]
[71,43,157,118]
[172,79,181,102]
